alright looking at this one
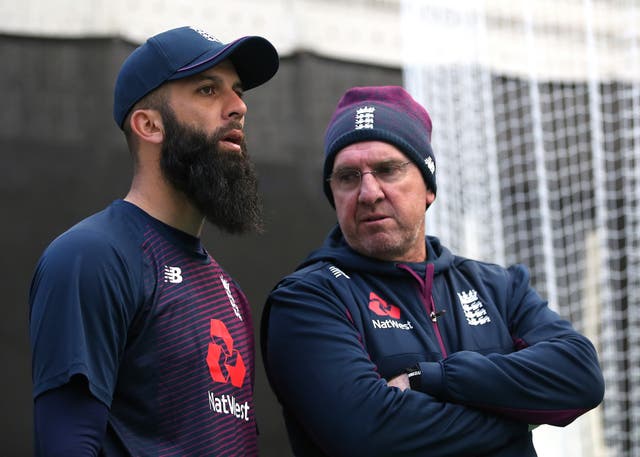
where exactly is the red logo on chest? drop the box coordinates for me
[368,292,401,319]
[206,319,246,388]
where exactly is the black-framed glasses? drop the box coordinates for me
[326,161,413,191]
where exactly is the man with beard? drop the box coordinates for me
[29,26,279,456]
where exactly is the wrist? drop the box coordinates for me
[403,364,422,390]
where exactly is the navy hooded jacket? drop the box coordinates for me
[261,226,604,457]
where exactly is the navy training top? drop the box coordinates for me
[30,200,257,456]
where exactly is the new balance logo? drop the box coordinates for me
[457,289,491,326]
[329,266,350,279]
[163,266,183,283]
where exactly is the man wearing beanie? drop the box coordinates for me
[262,86,604,456]
[30,26,278,456]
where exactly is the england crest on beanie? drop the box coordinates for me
[323,86,436,206]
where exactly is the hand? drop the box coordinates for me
[387,373,411,391]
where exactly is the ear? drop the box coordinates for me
[129,109,164,145]
[425,189,436,210]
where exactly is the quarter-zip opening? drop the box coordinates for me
[397,263,448,357]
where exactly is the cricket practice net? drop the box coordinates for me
[401,1,640,456]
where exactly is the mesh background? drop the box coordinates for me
[402,1,640,456]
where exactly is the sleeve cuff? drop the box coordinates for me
[417,361,446,398]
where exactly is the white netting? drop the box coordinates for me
[401,1,640,456]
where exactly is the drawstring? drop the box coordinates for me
[397,262,448,357]
[398,263,441,319]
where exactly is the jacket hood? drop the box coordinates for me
[298,225,455,276]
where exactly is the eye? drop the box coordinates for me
[373,162,411,183]
[374,163,398,178]
[198,85,215,96]
[334,169,361,185]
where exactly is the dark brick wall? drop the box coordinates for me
[0,34,401,456]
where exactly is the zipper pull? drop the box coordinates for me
[430,309,446,322]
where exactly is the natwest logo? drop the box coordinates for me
[368,292,401,319]
[206,319,246,388]
[369,292,414,332]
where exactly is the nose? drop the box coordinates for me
[357,172,385,205]
[225,91,247,121]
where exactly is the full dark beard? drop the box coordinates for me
[159,107,263,234]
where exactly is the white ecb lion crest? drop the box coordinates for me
[457,289,491,326]
[189,26,221,43]
[355,106,375,130]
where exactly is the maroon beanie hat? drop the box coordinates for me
[323,86,436,206]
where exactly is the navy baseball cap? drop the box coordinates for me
[113,26,279,128]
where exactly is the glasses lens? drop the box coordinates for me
[330,162,411,190]
[334,169,361,188]
[374,162,410,183]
